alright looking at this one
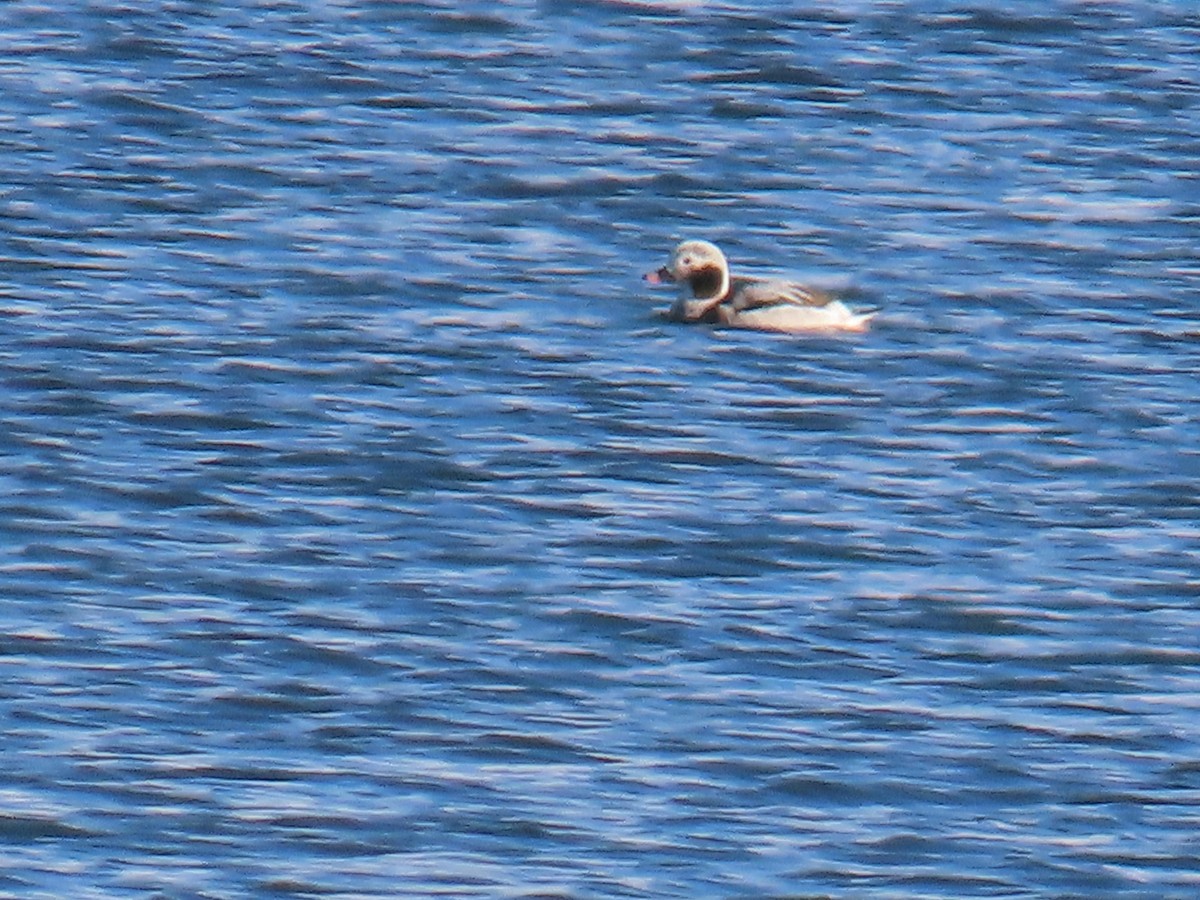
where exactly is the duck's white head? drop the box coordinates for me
[644,240,731,304]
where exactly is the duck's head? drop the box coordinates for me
[644,240,731,304]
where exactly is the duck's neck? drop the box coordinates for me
[688,264,729,302]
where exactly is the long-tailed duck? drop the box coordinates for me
[645,240,874,333]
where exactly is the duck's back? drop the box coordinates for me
[721,277,873,333]
[728,277,835,312]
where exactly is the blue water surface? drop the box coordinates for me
[2,1,1199,897]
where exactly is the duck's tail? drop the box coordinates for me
[843,310,878,332]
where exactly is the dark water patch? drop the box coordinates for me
[0,815,98,842]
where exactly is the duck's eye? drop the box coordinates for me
[680,256,693,267]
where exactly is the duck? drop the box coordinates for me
[644,239,875,333]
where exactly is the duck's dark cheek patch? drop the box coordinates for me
[689,266,723,298]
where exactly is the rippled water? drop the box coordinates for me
[2,1,1199,897]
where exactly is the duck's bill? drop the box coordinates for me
[643,266,674,285]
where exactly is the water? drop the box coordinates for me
[2,1,1199,896]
